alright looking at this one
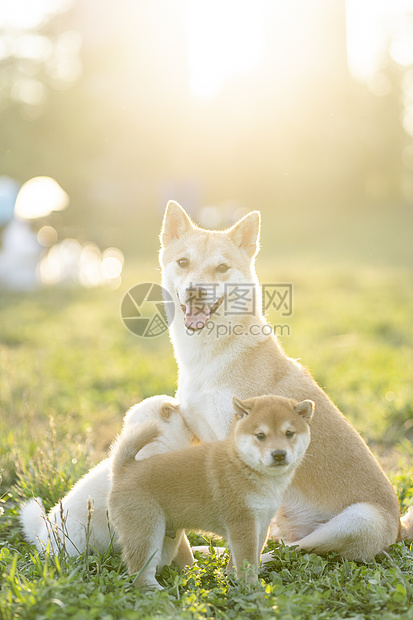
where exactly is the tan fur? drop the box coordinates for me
[110,422,162,477]
[400,506,413,541]
[109,395,313,588]
[159,202,407,562]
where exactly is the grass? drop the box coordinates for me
[1,251,413,619]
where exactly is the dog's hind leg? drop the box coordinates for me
[287,503,398,561]
[122,516,166,589]
[159,529,190,571]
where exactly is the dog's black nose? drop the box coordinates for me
[271,450,286,463]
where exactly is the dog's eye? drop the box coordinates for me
[216,263,229,273]
[256,432,266,441]
[286,430,295,438]
[177,258,189,268]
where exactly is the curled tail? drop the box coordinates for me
[19,497,47,547]
[400,506,413,541]
[110,421,161,477]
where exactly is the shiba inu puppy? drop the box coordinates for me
[108,395,313,589]
[160,201,413,561]
[20,395,195,566]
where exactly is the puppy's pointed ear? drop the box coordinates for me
[232,397,252,420]
[160,401,180,421]
[228,211,261,258]
[161,201,194,247]
[294,400,314,422]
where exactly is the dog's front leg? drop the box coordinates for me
[258,523,270,557]
[227,520,259,583]
[172,531,194,569]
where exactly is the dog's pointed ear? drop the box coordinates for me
[160,401,180,421]
[161,201,194,247]
[228,211,261,258]
[294,400,314,422]
[233,397,252,420]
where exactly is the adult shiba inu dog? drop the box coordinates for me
[159,201,413,561]
[109,395,313,588]
[20,395,195,566]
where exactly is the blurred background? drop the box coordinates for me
[0,0,413,287]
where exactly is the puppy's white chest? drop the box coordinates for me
[246,490,283,522]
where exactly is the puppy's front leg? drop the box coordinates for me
[227,521,259,583]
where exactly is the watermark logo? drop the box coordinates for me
[262,283,293,317]
[121,283,174,338]
[121,282,293,338]
[224,284,256,316]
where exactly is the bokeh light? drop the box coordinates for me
[37,225,58,247]
[15,177,69,220]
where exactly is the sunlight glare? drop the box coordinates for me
[389,11,413,67]
[345,0,389,82]
[346,0,413,83]
[186,0,266,99]
[14,34,52,60]
[0,0,72,30]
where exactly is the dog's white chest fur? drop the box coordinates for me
[177,373,234,441]
[173,322,266,442]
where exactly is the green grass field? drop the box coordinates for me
[1,237,413,618]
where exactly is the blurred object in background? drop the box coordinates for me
[39,240,123,289]
[0,218,41,290]
[0,175,124,291]
[14,176,69,220]
[0,1,413,263]
[0,176,19,226]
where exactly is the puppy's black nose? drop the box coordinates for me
[271,450,286,463]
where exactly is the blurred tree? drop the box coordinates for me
[0,0,411,257]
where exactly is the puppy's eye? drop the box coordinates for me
[216,263,229,273]
[177,258,189,268]
[256,432,266,441]
[286,430,295,438]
